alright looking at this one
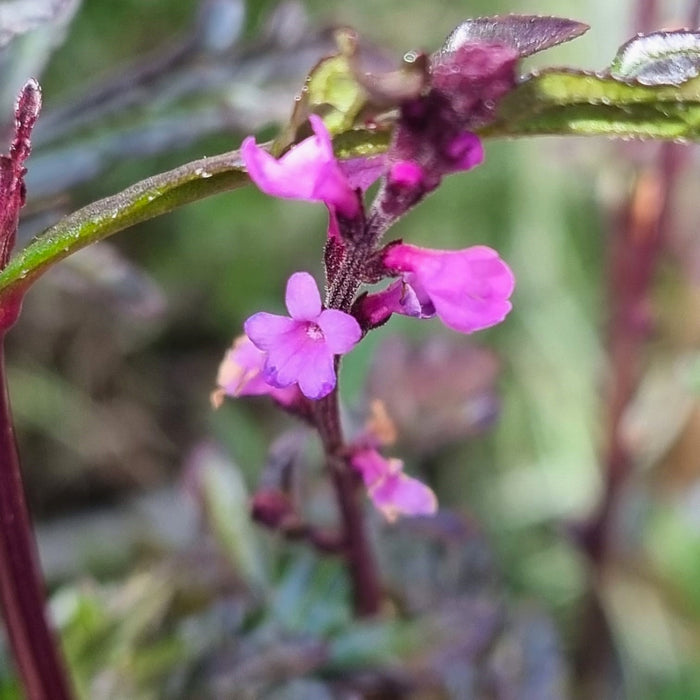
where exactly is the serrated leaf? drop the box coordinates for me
[440,15,589,59]
[611,31,700,86]
[481,69,700,139]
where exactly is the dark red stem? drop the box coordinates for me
[0,336,73,699]
[314,391,382,616]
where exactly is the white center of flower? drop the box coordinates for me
[306,322,324,341]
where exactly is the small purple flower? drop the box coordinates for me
[382,243,514,333]
[351,448,437,522]
[244,272,361,400]
[212,335,300,407]
[241,114,359,219]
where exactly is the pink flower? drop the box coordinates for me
[383,243,514,333]
[244,272,361,400]
[241,114,359,219]
[351,448,437,522]
[211,335,300,407]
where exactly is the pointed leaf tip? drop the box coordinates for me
[440,15,589,59]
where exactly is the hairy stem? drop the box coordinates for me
[0,337,73,699]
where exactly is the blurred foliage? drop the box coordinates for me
[0,0,699,698]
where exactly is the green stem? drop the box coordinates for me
[0,148,249,302]
[314,391,382,617]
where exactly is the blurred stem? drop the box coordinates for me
[582,144,685,564]
[581,0,696,567]
[0,336,73,699]
[314,390,382,617]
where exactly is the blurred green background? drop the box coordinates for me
[2,0,700,697]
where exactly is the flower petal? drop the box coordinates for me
[244,312,297,351]
[242,117,359,218]
[317,309,361,354]
[285,272,322,320]
[263,327,310,388]
[296,343,337,399]
[369,472,438,522]
[351,449,396,488]
[241,137,315,200]
[213,335,301,406]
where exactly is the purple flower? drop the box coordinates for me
[241,115,359,219]
[244,272,361,400]
[351,448,437,522]
[212,335,300,407]
[382,243,514,333]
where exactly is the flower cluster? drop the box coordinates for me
[216,86,514,521]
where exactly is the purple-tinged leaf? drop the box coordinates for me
[440,15,589,59]
[0,79,40,270]
[610,31,700,86]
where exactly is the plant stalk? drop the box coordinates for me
[0,336,73,699]
[314,391,382,617]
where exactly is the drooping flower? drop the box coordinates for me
[244,272,361,400]
[211,335,300,407]
[241,114,360,219]
[351,448,437,522]
[382,243,514,333]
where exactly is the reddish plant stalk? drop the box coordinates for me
[314,390,382,617]
[0,337,73,699]
[581,0,696,564]
[582,144,685,564]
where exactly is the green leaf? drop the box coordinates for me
[611,31,700,86]
[481,69,700,139]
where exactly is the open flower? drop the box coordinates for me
[382,243,514,333]
[211,335,300,407]
[241,114,359,219]
[244,272,361,400]
[351,448,437,522]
